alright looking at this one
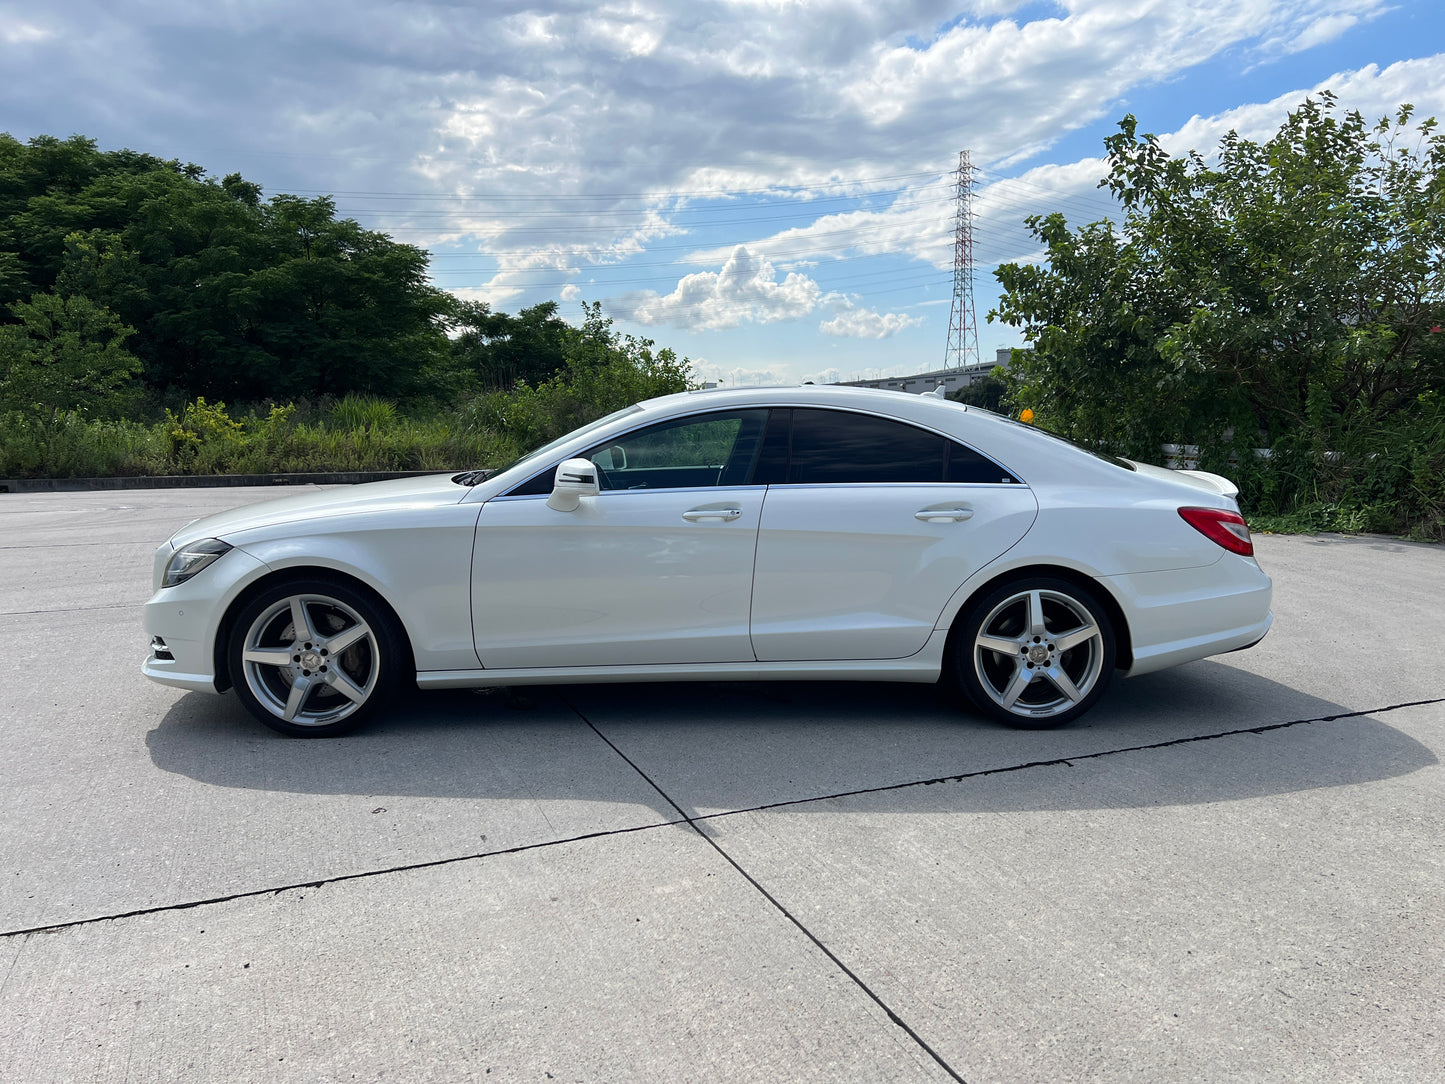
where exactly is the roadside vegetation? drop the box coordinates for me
[988,94,1445,540]
[4,109,1443,539]
[0,133,690,478]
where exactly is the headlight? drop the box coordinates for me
[163,538,233,587]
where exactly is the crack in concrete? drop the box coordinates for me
[2,603,136,616]
[688,696,1445,821]
[2,695,1439,947]
[574,705,970,1083]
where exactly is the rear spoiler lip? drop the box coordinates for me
[1122,460,1242,501]
[1174,468,1240,500]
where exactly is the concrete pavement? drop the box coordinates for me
[0,486,1440,1082]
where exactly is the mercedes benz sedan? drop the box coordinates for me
[143,384,1272,736]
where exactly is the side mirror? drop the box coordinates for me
[547,458,600,511]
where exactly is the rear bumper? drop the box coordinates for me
[1104,555,1273,677]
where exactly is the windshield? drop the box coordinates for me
[464,403,646,486]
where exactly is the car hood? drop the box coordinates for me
[165,473,469,548]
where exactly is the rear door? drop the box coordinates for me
[749,408,1038,661]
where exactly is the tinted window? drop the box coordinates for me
[753,409,792,486]
[506,410,767,496]
[787,409,944,483]
[781,409,1015,485]
[945,441,1017,484]
[778,409,981,484]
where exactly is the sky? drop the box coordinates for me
[4,1,1445,387]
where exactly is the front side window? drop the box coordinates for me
[505,409,768,496]
[586,410,767,490]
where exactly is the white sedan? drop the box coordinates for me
[143,384,1272,736]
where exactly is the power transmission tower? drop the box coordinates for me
[944,150,979,371]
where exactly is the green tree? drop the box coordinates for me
[950,363,1014,414]
[464,302,693,451]
[446,299,572,393]
[992,94,1445,534]
[1,134,455,403]
[994,95,1445,455]
[0,291,141,414]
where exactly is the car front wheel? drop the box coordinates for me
[953,577,1116,729]
[228,579,403,737]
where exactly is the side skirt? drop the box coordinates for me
[415,633,950,690]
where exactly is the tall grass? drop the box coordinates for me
[0,397,515,479]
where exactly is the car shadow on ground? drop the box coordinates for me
[146,659,1438,820]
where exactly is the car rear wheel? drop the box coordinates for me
[953,577,1116,729]
[228,579,403,737]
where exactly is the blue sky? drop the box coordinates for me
[4,1,1444,386]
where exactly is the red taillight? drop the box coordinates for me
[1179,507,1254,556]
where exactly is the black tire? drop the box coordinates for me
[951,576,1116,729]
[227,578,405,737]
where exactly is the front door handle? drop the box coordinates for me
[683,506,743,522]
[915,505,974,523]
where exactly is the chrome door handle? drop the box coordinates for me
[915,506,974,523]
[683,506,743,522]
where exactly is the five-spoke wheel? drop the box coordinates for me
[228,580,402,737]
[953,577,1116,728]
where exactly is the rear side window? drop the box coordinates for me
[781,408,1016,485]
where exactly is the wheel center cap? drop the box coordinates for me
[1027,644,1051,664]
[301,650,323,670]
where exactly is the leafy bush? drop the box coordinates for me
[991,96,1445,541]
[458,301,691,452]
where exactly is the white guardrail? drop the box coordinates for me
[1160,445,1280,470]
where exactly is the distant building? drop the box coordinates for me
[835,348,1020,394]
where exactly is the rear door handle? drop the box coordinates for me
[915,505,974,523]
[683,506,743,522]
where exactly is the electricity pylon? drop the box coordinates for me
[944,150,979,371]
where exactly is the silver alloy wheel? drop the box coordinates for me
[239,593,380,727]
[972,587,1106,720]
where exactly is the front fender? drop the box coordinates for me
[225,504,484,672]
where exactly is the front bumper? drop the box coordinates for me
[142,546,271,694]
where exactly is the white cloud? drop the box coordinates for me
[389,1,1432,329]
[1286,13,1359,52]
[624,246,824,330]
[1255,0,1389,57]
[1,17,52,44]
[676,54,1445,294]
[408,0,1407,230]
[820,306,923,339]
[2,0,1436,369]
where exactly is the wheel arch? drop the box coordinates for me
[941,563,1134,672]
[213,566,417,693]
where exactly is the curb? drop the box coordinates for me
[0,470,448,494]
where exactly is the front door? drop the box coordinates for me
[471,409,769,669]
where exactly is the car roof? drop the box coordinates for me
[632,382,1025,446]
